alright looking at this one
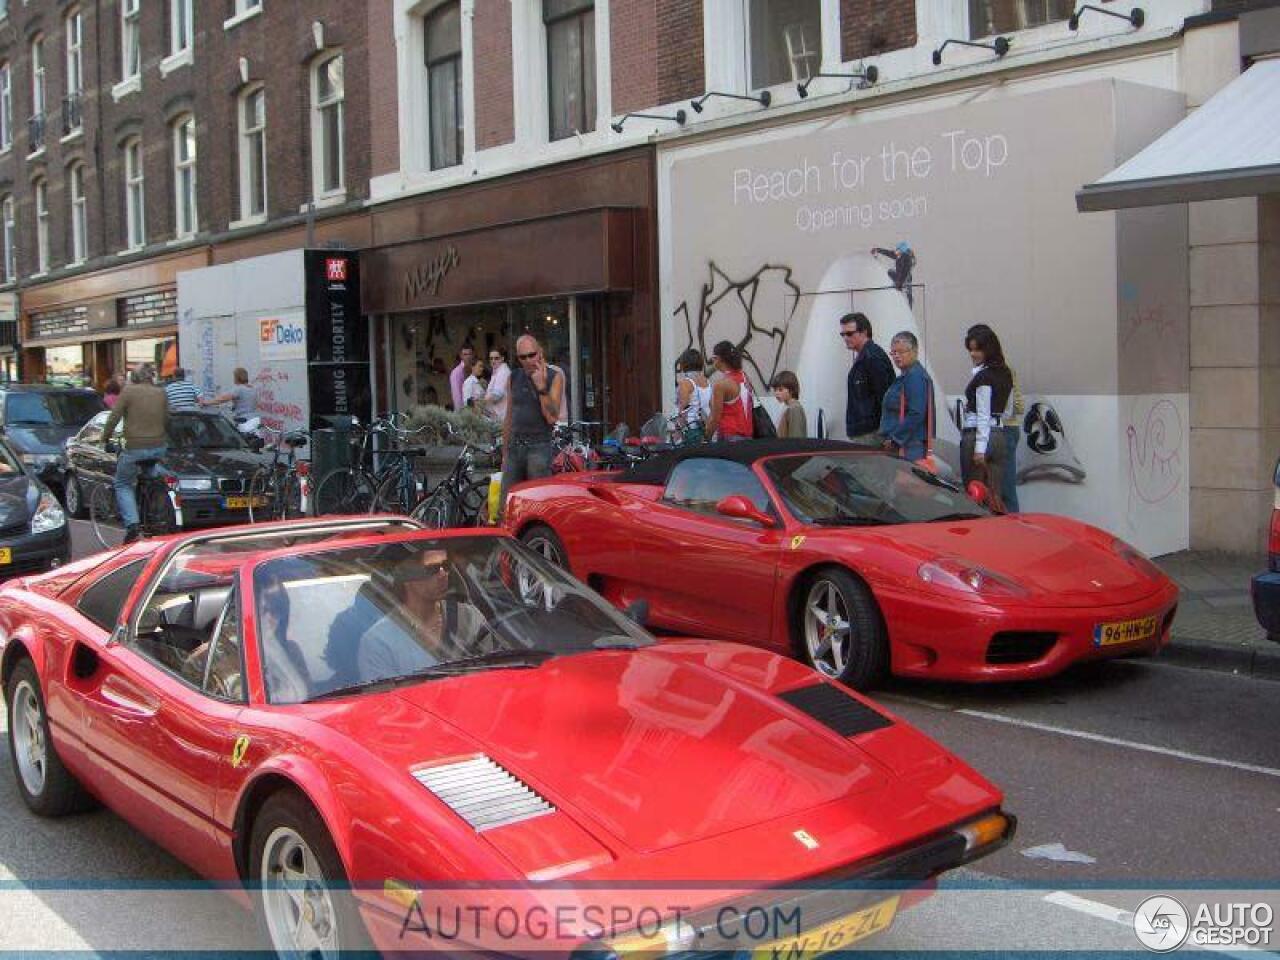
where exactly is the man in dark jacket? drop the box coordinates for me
[841,312,895,442]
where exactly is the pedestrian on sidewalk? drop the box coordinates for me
[499,335,563,518]
[674,349,712,443]
[484,346,511,422]
[879,332,933,466]
[449,345,475,412]
[164,367,200,411]
[704,341,754,443]
[463,356,488,410]
[967,324,1023,512]
[841,312,895,444]
[960,327,1013,512]
[770,371,808,439]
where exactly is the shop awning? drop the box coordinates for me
[1076,58,1280,212]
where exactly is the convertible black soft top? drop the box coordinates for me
[612,438,871,486]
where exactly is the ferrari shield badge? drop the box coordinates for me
[790,535,806,551]
[230,735,251,768]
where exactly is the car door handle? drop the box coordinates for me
[99,675,159,718]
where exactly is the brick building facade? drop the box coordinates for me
[0,0,372,388]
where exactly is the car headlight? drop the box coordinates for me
[1111,537,1162,579]
[31,491,66,535]
[177,477,214,492]
[20,453,61,470]
[918,557,1030,599]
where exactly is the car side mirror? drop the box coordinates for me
[623,598,649,627]
[716,495,775,528]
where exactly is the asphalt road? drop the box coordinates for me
[0,523,1274,953]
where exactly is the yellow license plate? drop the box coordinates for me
[752,896,900,959]
[0,548,10,565]
[224,496,266,510]
[1093,615,1158,647]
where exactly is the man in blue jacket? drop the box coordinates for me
[880,331,932,463]
[841,312,895,442]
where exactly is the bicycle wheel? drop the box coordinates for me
[280,473,305,520]
[139,484,176,537]
[410,490,457,529]
[313,468,375,516]
[459,479,491,526]
[248,469,277,523]
[89,483,125,550]
[371,469,415,516]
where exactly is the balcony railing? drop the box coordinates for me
[62,93,82,136]
[27,112,44,153]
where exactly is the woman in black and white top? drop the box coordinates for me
[960,327,1013,510]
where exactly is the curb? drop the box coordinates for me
[1160,636,1280,681]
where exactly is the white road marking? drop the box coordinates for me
[878,694,1280,780]
[1044,891,1267,960]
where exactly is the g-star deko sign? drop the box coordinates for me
[403,245,460,303]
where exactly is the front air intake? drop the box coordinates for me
[413,756,555,832]
[778,684,893,737]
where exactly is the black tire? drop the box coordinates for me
[313,469,375,517]
[6,659,95,816]
[249,790,373,956]
[248,469,275,523]
[140,484,176,537]
[460,479,491,526]
[794,567,888,690]
[371,470,415,516]
[63,472,88,519]
[519,523,568,569]
[89,482,124,550]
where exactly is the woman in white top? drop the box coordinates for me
[674,348,712,443]
[462,357,488,410]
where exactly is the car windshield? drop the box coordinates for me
[168,413,246,449]
[6,391,105,426]
[253,536,655,705]
[764,453,989,525]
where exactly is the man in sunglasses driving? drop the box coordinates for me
[499,334,564,519]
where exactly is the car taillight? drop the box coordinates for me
[296,461,310,477]
[1269,508,1280,561]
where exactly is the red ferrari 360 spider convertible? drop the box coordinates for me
[1,517,1013,958]
[504,439,1180,689]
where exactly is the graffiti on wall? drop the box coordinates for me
[1126,398,1183,510]
[672,262,802,389]
[253,367,304,433]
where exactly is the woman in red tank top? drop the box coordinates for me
[705,341,754,441]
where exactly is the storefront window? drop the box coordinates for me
[45,344,88,386]
[968,0,1074,38]
[125,336,174,376]
[545,0,595,141]
[748,0,821,89]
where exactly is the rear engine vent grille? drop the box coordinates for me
[986,631,1057,665]
[413,756,555,833]
[778,684,892,737]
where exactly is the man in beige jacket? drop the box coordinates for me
[102,367,169,543]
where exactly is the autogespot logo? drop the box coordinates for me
[1133,896,1190,952]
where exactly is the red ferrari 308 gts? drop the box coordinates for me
[504,439,1180,689]
[1,516,1013,958]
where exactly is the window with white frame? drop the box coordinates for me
[33,177,49,273]
[425,3,461,169]
[237,86,266,219]
[170,0,193,55]
[0,63,11,151]
[312,52,344,194]
[968,0,1074,37]
[31,35,45,118]
[1,195,14,282]
[69,162,87,262]
[748,0,821,88]
[121,0,141,81]
[544,0,595,141]
[233,0,261,16]
[124,137,145,248]
[172,114,197,237]
[65,8,83,95]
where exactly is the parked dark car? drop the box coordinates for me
[1252,456,1280,642]
[63,410,271,529]
[0,435,71,578]
[0,385,106,498]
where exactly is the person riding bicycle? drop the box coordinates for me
[102,366,170,544]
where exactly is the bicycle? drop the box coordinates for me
[409,435,497,528]
[247,428,311,522]
[367,417,434,515]
[89,449,178,549]
[310,418,388,516]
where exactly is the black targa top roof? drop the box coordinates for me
[612,438,873,486]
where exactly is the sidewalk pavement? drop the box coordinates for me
[1154,550,1279,681]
